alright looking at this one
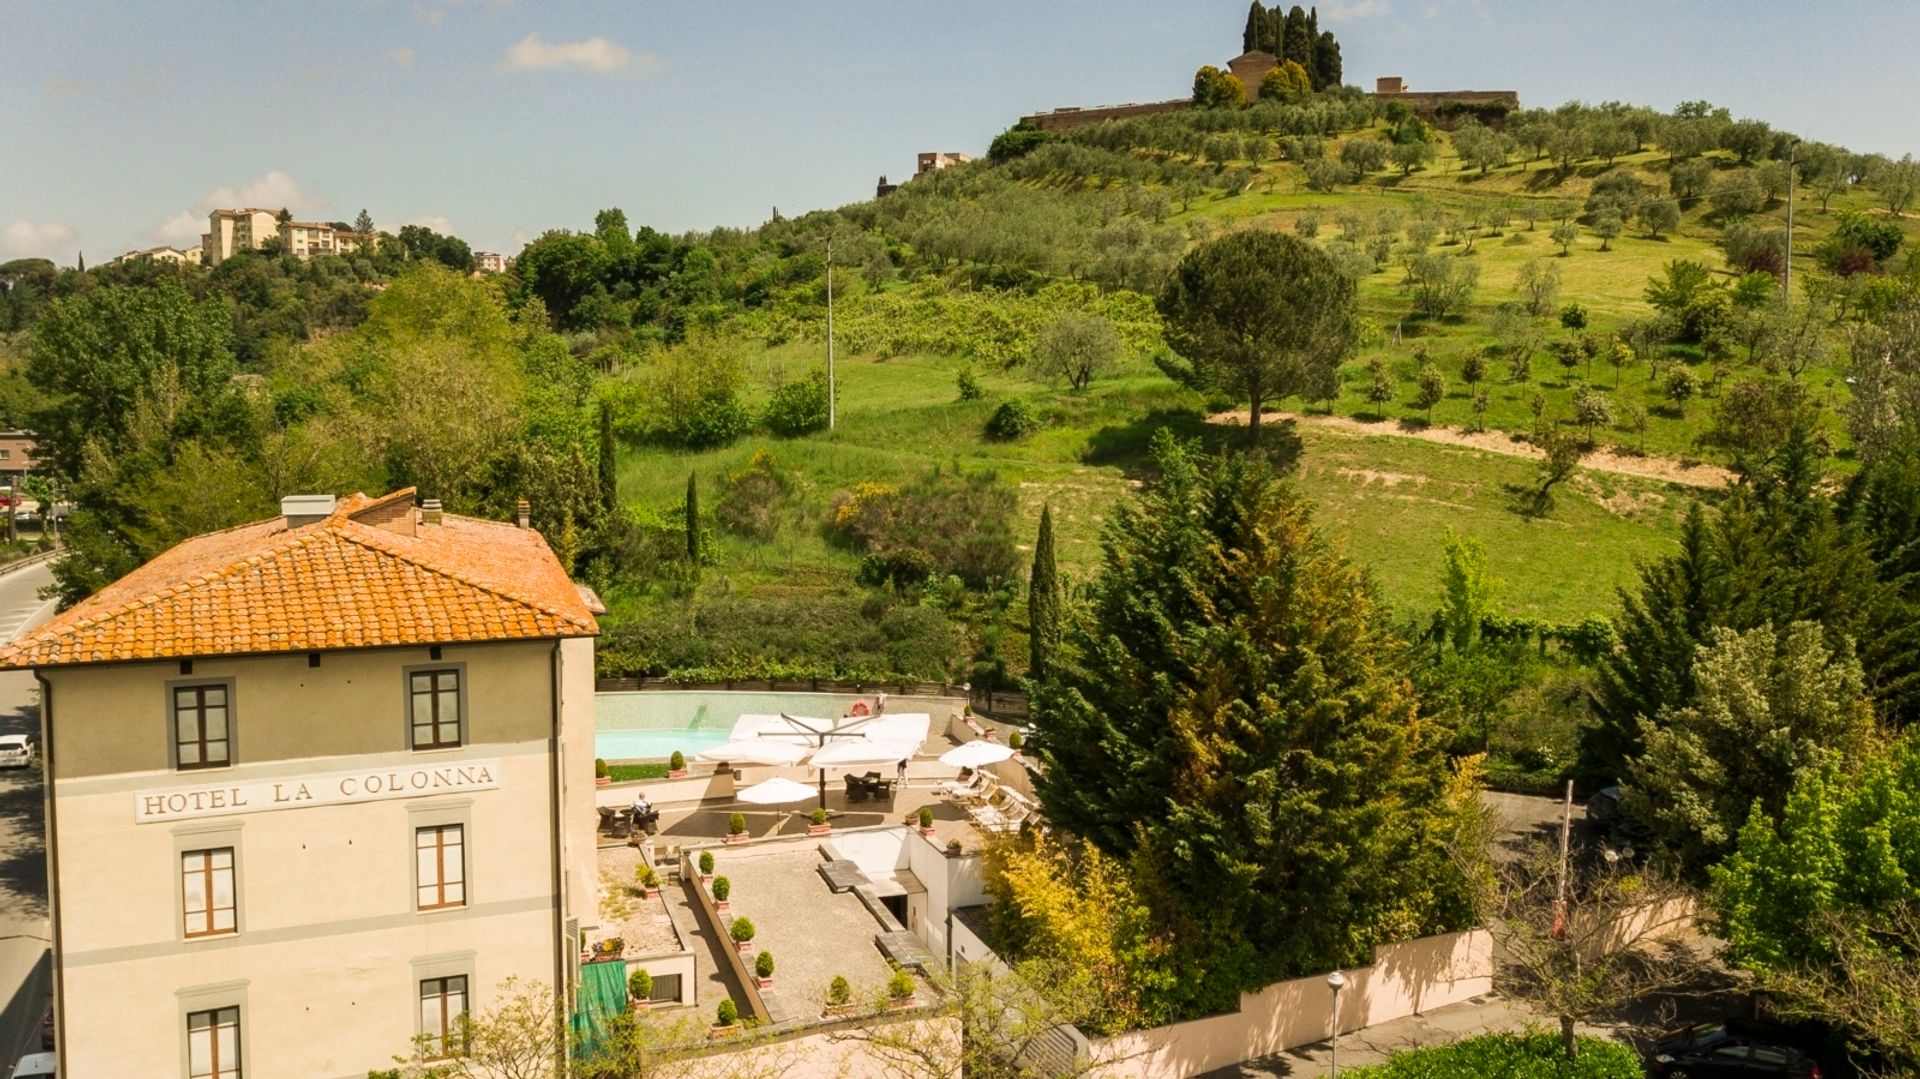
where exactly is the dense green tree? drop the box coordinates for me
[1190,66,1244,109]
[1032,313,1122,392]
[1029,435,1476,1009]
[1314,31,1341,88]
[353,208,375,236]
[1156,230,1358,447]
[684,471,699,564]
[1028,505,1060,682]
[1414,361,1446,421]
[1636,198,1681,238]
[1339,136,1388,175]
[597,400,619,515]
[1712,733,1920,1071]
[1623,622,1875,874]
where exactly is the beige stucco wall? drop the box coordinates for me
[1088,929,1494,1078]
[44,637,596,1077]
[560,636,599,933]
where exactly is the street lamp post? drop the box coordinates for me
[1327,969,1347,1078]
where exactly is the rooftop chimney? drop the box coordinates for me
[421,498,443,526]
[515,499,531,529]
[281,494,336,528]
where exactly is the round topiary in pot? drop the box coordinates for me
[629,968,653,1003]
[828,975,852,1007]
[711,876,731,902]
[698,850,715,876]
[887,970,915,1003]
[728,812,747,835]
[755,950,775,980]
[811,807,829,826]
[918,807,933,829]
[716,998,738,1027]
[730,917,757,945]
[669,750,686,773]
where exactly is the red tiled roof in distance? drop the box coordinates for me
[0,489,597,669]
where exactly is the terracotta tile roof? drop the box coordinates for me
[0,488,597,669]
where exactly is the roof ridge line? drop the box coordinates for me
[333,521,594,632]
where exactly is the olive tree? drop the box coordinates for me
[1031,313,1122,392]
[1157,231,1358,446]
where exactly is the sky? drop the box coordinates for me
[3,1,1917,265]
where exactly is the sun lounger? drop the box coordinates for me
[936,773,989,800]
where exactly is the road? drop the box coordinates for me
[0,559,58,1067]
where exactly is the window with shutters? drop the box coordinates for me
[415,824,466,910]
[409,669,463,749]
[182,848,237,938]
[186,1005,241,1079]
[173,684,232,769]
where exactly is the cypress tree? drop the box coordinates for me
[1315,31,1342,89]
[1028,505,1060,682]
[597,401,618,515]
[1241,1,1265,52]
[684,471,699,563]
[1283,6,1313,70]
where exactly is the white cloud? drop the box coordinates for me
[146,170,325,245]
[497,32,654,75]
[403,215,456,235]
[1320,0,1387,19]
[2,221,78,261]
[388,47,416,68]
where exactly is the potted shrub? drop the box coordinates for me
[945,838,964,857]
[636,865,660,900]
[754,949,775,990]
[628,968,653,1012]
[1007,730,1024,758]
[807,807,831,837]
[698,850,715,884]
[918,806,935,839]
[822,975,855,1019]
[724,812,749,845]
[667,750,688,779]
[886,970,916,1009]
[711,875,732,913]
[730,916,756,956]
[711,998,739,1038]
[594,758,611,787]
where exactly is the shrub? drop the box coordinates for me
[1008,731,1024,750]
[1559,303,1588,331]
[985,398,1041,441]
[715,998,738,1027]
[594,758,609,779]
[887,970,916,1000]
[827,975,852,1006]
[597,593,964,683]
[755,950,775,979]
[762,369,832,436]
[918,807,933,828]
[698,850,715,875]
[956,366,984,401]
[730,917,756,944]
[823,469,1019,589]
[1346,1032,1641,1077]
[711,876,731,901]
[668,750,685,771]
[629,968,653,1000]
[637,866,658,889]
[714,451,795,543]
[727,812,746,836]
[810,807,829,826]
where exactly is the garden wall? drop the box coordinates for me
[1086,929,1494,1078]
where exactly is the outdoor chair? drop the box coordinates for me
[596,806,616,834]
[871,778,894,801]
[936,773,987,800]
[843,774,867,803]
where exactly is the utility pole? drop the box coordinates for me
[1552,779,1573,941]
[825,236,836,431]
[1784,139,1800,299]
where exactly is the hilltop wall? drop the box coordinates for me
[1020,99,1191,133]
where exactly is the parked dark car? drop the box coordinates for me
[1648,1022,1822,1078]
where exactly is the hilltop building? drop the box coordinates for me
[201,210,381,265]
[3,489,603,1076]
[474,251,507,274]
[1370,75,1520,124]
[1226,50,1279,99]
[915,152,972,177]
[107,246,203,268]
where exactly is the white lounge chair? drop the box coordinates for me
[936,773,989,800]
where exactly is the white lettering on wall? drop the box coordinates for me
[133,760,502,823]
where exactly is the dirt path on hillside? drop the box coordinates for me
[1208,409,1736,489]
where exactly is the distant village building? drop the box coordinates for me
[106,246,203,268]
[915,152,972,177]
[875,175,899,199]
[473,251,507,274]
[1,489,602,1076]
[202,208,280,267]
[0,431,35,492]
[1226,50,1279,100]
[277,220,374,260]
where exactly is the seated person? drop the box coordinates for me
[631,792,655,820]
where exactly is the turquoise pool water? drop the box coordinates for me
[593,689,953,762]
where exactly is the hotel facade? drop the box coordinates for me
[0,489,602,1077]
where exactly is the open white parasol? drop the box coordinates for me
[939,740,1015,769]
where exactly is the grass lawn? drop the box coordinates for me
[616,344,1698,625]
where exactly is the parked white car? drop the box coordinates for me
[0,735,34,768]
[8,1051,56,1077]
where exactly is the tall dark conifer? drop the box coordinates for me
[1028,505,1060,682]
[597,401,619,515]
[684,471,699,564]
[1283,6,1313,69]
[1242,1,1265,52]
[1315,32,1342,88]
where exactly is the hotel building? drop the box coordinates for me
[0,489,602,1076]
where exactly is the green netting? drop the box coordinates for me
[570,959,630,1058]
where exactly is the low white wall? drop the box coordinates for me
[825,829,910,877]
[1088,929,1494,1079]
[597,771,735,808]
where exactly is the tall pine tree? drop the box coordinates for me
[1241,0,1265,52]
[1028,505,1060,682]
[1030,434,1476,1004]
[683,471,700,565]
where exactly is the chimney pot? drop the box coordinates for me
[516,499,531,529]
[422,498,443,526]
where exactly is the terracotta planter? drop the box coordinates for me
[756,976,773,990]
[668,769,688,779]
[821,1004,856,1020]
[918,826,936,839]
[710,1024,741,1040]
[631,999,652,1013]
[806,824,831,837]
[595,776,611,787]
[714,900,731,914]
[724,832,749,845]
[736,941,754,956]
[887,995,917,1010]
[642,887,659,900]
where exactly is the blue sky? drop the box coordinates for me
[3,1,1915,264]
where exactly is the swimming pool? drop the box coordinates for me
[593,689,955,762]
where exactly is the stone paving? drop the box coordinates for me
[593,845,681,958]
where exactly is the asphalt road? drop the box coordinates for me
[0,559,58,1068]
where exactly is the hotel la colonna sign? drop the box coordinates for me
[134,759,502,823]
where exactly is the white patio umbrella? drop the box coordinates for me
[692,740,810,766]
[735,776,818,805]
[940,740,1015,769]
[811,738,921,768]
[729,713,832,743]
